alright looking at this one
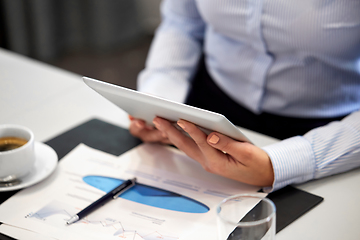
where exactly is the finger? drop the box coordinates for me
[177,120,224,156]
[129,119,168,143]
[207,133,255,165]
[177,120,228,170]
[129,119,145,135]
[130,116,155,131]
[153,117,194,147]
[177,120,208,146]
[143,130,168,143]
[153,117,204,162]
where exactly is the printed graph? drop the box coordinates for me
[25,200,75,223]
[25,200,179,240]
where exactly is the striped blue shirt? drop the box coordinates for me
[137,0,360,191]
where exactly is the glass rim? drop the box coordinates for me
[216,193,276,227]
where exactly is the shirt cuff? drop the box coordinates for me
[137,71,190,103]
[262,136,315,192]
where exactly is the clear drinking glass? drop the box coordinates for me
[217,194,276,240]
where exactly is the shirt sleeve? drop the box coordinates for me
[262,110,360,192]
[137,0,205,103]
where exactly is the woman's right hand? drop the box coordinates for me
[128,115,171,144]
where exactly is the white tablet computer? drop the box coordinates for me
[83,77,252,143]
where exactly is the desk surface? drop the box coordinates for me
[1,48,360,240]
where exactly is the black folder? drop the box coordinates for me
[0,118,323,239]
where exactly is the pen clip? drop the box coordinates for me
[113,179,136,199]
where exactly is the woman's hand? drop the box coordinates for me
[152,117,275,187]
[128,115,171,144]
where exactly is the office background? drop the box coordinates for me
[0,0,162,90]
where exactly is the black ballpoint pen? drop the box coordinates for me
[66,177,137,225]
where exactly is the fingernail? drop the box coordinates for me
[208,134,219,144]
[177,121,185,130]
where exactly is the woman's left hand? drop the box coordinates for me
[152,117,275,187]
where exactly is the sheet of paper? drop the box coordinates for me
[0,224,55,240]
[0,143,263,240]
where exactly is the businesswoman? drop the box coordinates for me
[129,0,360,191]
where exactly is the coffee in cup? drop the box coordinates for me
[0,125,36,183]
[0,137,28,152]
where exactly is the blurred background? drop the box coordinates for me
[0,0,162,90]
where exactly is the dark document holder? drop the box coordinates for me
[0,118,323,240]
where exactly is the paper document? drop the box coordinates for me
[0,143,263,240]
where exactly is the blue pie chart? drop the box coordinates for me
[83,175,209,213]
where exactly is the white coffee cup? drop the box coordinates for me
[0,124,36,183]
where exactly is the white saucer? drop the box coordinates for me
[0,141,58,192]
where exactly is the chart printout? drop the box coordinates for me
[0,144,262,240]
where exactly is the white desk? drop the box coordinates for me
[1,48,359,240]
